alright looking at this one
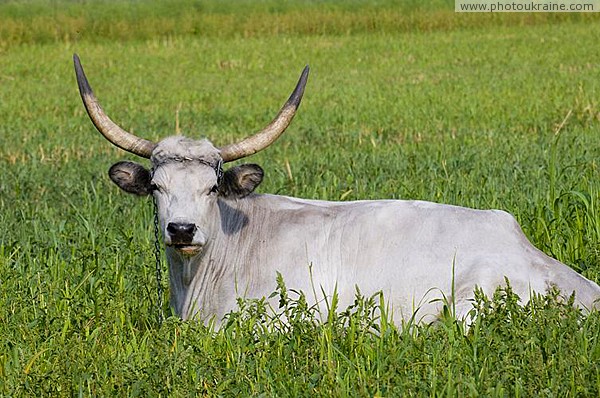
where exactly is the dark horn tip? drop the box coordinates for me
[286,65,310,108]
[73,54,94,96]
[73,54,83,72]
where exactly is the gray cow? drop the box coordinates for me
[74,54,600,325]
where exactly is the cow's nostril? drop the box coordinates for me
[167,222,197,243]
[167,222,196,235]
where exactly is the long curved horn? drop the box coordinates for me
[73,54,156,158]
[219,65,309,162]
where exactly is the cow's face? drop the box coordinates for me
[108,137,263,256]
[73,55,305,256]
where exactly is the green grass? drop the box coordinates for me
[1,1,600,396]
[0,0,598,47]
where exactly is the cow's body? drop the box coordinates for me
[163,157,600,324]
[72,55,600,327]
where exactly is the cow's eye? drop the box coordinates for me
[209,185,218,195]
[150,183,161,193]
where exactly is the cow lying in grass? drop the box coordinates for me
[74,54,600,325]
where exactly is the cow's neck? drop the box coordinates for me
[166,195,266,321]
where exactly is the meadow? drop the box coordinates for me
[1,0,600,396]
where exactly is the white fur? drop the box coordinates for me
[147,138,600,325]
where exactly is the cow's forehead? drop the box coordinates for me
[150,137,221,168]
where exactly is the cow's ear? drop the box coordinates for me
[219,164,264,199]
[108,161,152,196]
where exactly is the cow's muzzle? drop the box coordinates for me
[167,222,202,255]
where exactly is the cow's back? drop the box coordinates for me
[223,195,600,323]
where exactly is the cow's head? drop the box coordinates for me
[74,54,308,256]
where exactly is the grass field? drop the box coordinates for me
[1,0,600,396]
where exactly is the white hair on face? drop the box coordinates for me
[151,137,221,167]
